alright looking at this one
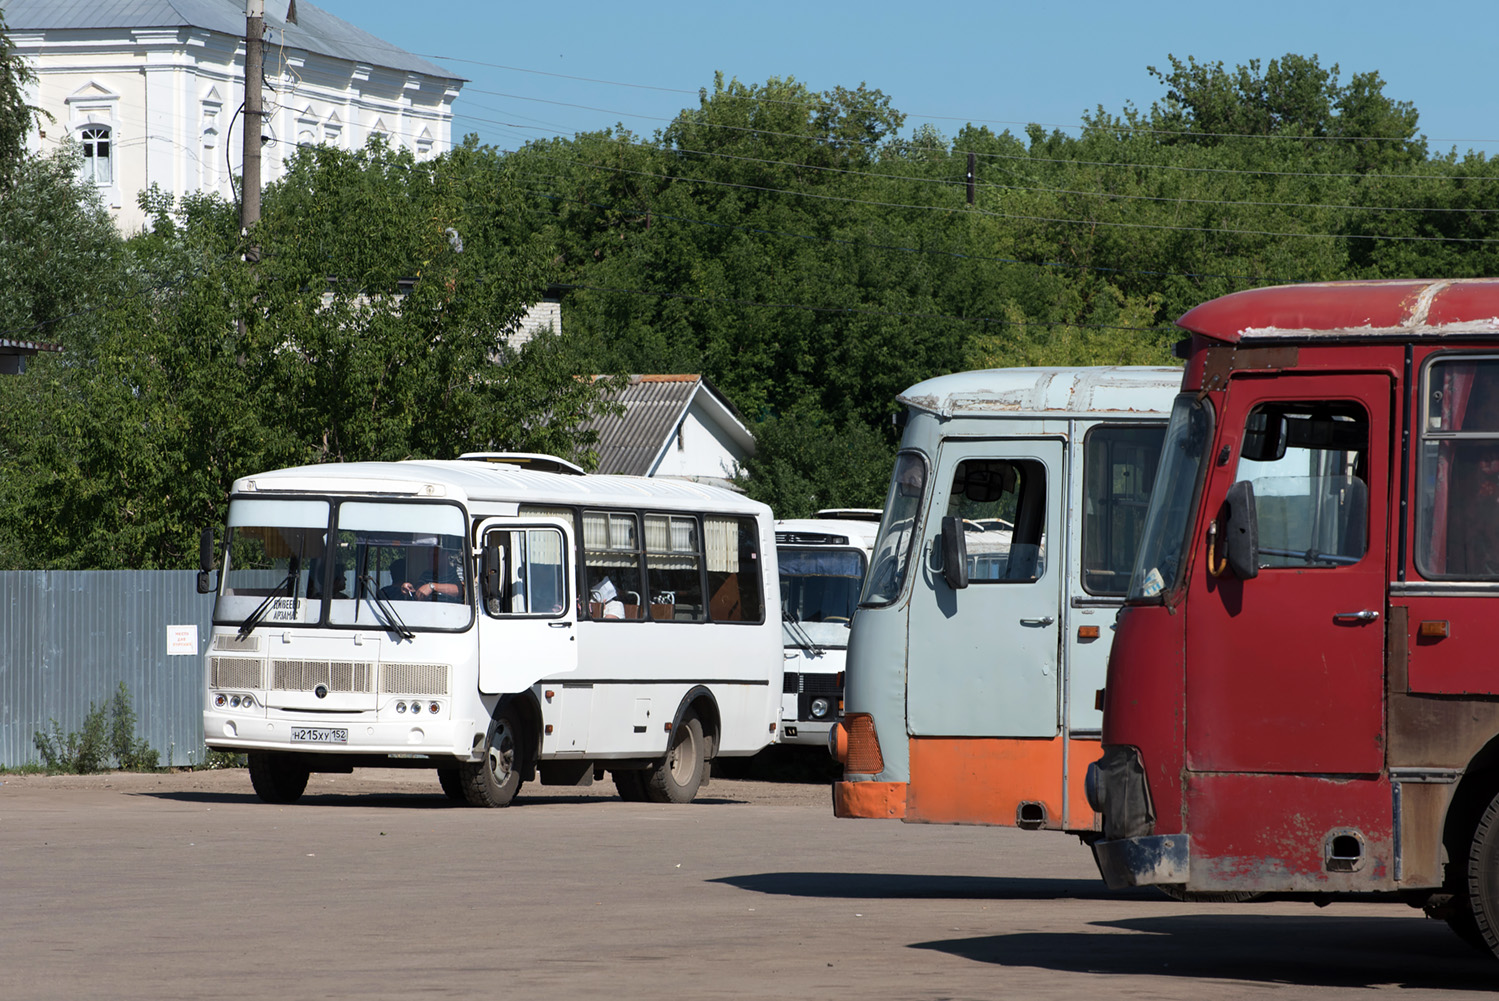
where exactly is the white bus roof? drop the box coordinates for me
[776,517,881,550]
[233,459,770,516]
[898,366,1181,419]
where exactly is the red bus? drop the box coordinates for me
[1088,278,1499,954]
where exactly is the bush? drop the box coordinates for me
[33,682,160,773]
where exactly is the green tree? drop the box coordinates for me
[0,7,45,192]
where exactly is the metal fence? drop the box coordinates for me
[0,571,212,768]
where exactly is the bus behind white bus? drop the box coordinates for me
[200,455,781,806]
[775,511,879,747]
[829,367,1177,832]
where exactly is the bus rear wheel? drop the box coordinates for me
[248,752,309,804]
[644,714,705,804]
[1464,789,1499,957]
[460,703,526,807]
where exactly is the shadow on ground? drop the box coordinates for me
[714,871,1157,901]
[913,912,1496,989]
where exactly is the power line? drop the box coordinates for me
[501,143,1499,246]
[420,52,1499,148]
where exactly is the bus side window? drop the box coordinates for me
[483,528,567,617]
[1081,426,1165,595]
[1233,402,1369,569]
[706,515,763,622]
[1419,358,1499,578]
[947,458,1046,583]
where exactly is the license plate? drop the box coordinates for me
[291,727,348,744]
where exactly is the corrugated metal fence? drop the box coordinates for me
[0,571,212,768]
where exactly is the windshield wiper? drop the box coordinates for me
[237,570,297,639]
[783,614,825,657]
[360,573,415,640]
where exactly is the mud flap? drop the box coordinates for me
[1093,834,1191,890]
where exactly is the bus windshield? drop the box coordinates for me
[861,452,927,607]
[1127,395,1213,603]
[215,497,472,632]
[780,547,867,648]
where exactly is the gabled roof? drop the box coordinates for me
[5,0,460,81]
[587,375,754,477]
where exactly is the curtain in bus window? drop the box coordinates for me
[645,514,704,620]
[582,510,643,619]
[705,516,761,622]
[1426,363,1474,573]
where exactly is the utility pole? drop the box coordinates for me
[966,151,976,205]
[241,0,264,258]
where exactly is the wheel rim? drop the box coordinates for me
[667,725,697,785]
[487,718,516,785]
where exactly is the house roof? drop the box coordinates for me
[587,375,754,478]
[4,0,460,82]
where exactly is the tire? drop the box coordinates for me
[1463,789,1499,957]
[644,714,705,804]
[436,766,466,802]
[459,702,526,807]
[612,768,648,802]
[247,752,309,804]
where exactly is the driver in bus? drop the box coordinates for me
[395,541,464,601]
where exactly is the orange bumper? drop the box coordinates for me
[832,780,908,819]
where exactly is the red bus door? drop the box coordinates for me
[1184,373,1392,888]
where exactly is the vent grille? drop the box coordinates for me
[210,657,264,689]
[271,660,373,693]
[784,671,841,695]
[213,635,261,653]
[381,663,450,696]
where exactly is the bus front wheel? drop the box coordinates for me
[461,703,526,807]
[644,714,705,804]
[248,752,309,804]
[1465,788,1499,957]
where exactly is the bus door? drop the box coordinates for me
[1187,374,1390,775]
[475,518,578,695]
[907,440,1065,738]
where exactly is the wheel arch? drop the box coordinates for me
[672,686,721,759]
[1442,737,1499,880]
[499,691,543,781]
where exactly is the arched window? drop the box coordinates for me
[81,125,112,183]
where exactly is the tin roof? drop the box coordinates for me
[4,0,460,81]
[1177,278,1499,345]
[898,366,1181,419]
[587,375,753,478]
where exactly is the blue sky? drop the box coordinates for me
[313,0,1499,157]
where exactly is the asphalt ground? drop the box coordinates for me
[2,765,1495,1000]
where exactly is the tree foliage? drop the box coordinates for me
[5,47,1499,564]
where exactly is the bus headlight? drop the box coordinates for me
[810,697,831,719]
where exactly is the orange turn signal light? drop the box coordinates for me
[841,713,884,774]
[1419,620,1450,639]
[1078,625,1101,640]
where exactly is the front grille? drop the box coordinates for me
[380,663,450,696]
[213,635,261,653]
[271,659,373,693]
[784,671,841,695]
[211,657,264,689]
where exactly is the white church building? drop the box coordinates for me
[7,0,463,232]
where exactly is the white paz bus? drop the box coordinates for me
[775,511,880,746]
[199,454,781,806]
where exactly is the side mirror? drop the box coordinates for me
[940,516,969,590]
[196,527,217,594]
[481,537,503,606]
[1223,480,1259,580]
